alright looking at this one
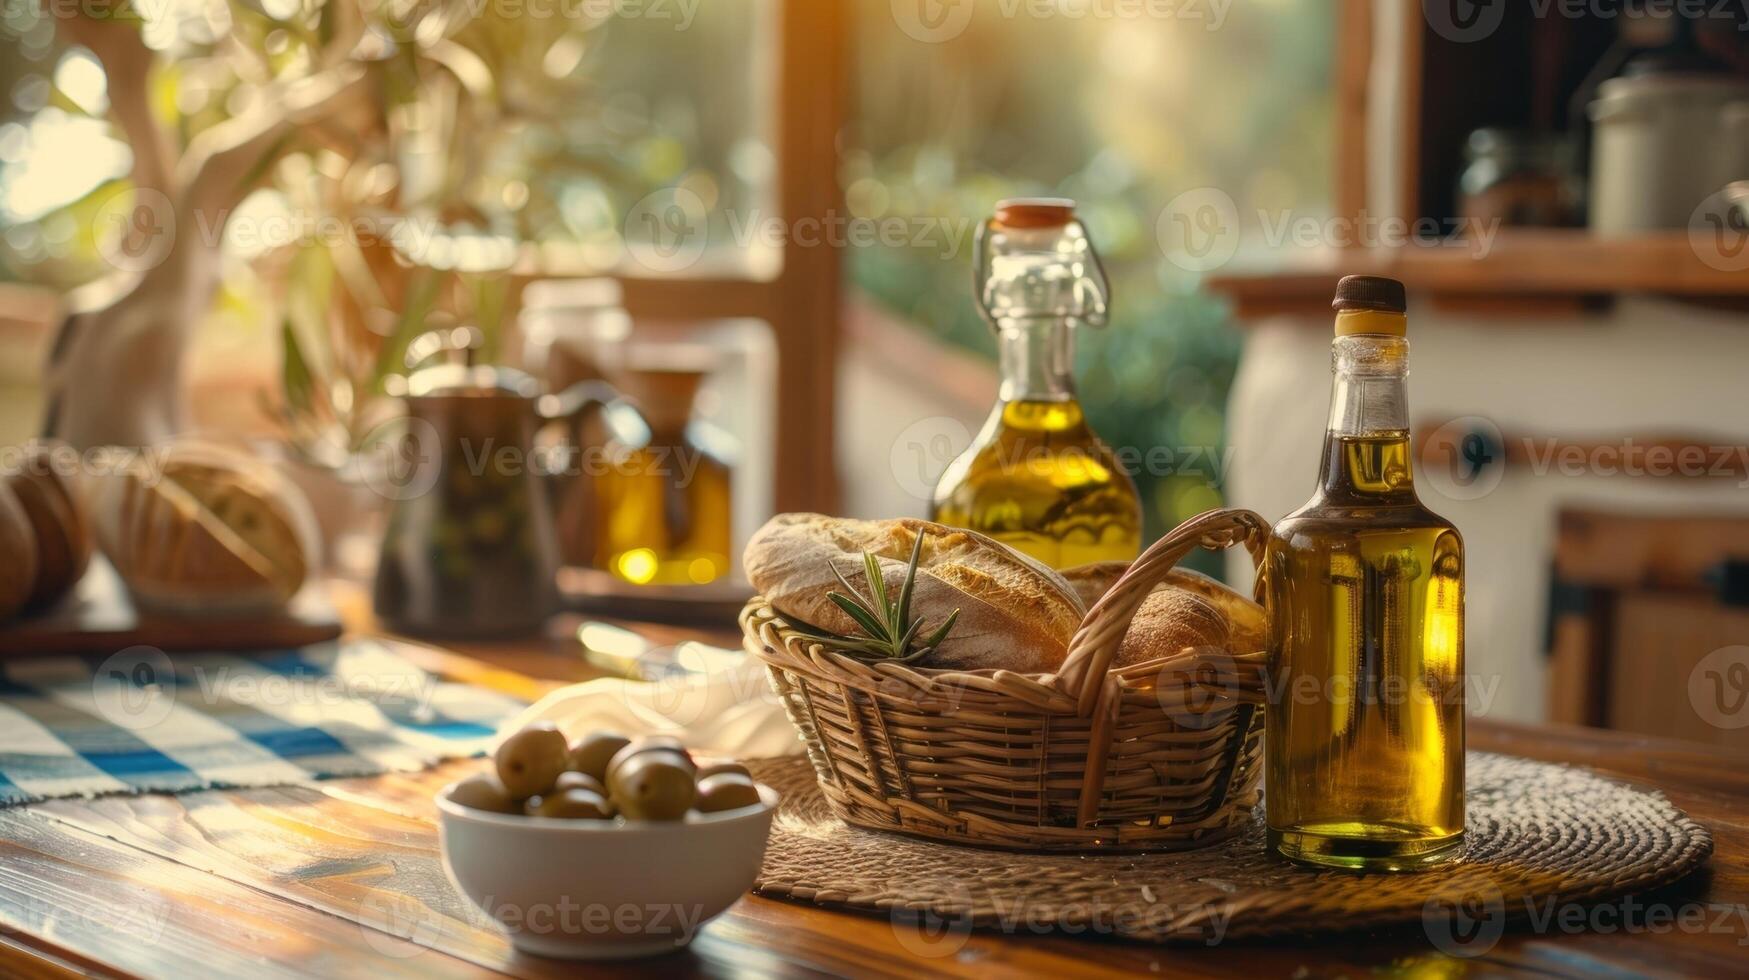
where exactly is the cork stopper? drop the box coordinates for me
[993,198,1076,230]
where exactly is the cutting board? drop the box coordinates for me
[0,557,342,657]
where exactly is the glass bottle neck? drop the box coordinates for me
[997,317,1076,403]
[1327,334,1410,436]
[1318,333,1416,503]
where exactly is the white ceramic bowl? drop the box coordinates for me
[437,782,777,960]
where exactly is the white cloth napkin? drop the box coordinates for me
[498,643,802,759]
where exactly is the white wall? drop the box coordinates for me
[1225,296,1749,722]
[836,301,997,523]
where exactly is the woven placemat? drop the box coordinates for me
[748,752,1713,944]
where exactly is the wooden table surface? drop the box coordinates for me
[0,591,1744,979]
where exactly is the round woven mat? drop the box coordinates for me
[747,753,1712,944]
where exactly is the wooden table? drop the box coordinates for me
[0,599,1744,978]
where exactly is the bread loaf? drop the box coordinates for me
[1061,560,1127,608]
[1117,588,1230,667]
[1158,567,1266,653]
[744,514,1084,673]
[0,482,38,622]
[87,441,317,615]
[1063,561,1266,668]
[3,441,93,612]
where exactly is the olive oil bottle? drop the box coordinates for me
[593,367,733,586]
[931,200,1142,568]
[1263,276,1465,871]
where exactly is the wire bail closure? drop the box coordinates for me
[971,212,1112,336]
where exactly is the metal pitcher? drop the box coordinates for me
[371,353,619,638]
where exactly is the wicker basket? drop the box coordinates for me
[739,508,1272,852]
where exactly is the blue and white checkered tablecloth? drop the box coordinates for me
[0,639,523,806]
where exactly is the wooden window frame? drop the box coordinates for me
[613,0,847,516]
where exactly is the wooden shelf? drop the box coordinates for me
[1206,231,1749,319]
[1282,3,1749,322]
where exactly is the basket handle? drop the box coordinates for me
[1056,507,1270,715]
[1057,507,1269,828]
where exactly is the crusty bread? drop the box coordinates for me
[1062,561,1266,668]
[3,441,94,612]
[744,514,1085,673]
[0,482,38,622]
[1061,561,1127,608]
[1117,588,1230,667]
[87,441,317,615]
[1158,567,1266,654]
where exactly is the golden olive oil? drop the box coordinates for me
[592,369,733,586]
[1264,278,1465,871]
[932,398,1141,567]
[930,199,1142,568]
[594,440,732,586]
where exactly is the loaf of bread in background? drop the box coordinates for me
[1061,561,1128,609]
[3,441,94,613]
[0,482,39,622]
[1117,587,1233,668]
[87,441,318,616]
[744,514,1086,673]
[1063,560,1266,668]
[1158,567,1266,653]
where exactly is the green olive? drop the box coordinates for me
[449,773,519,814]
[567,732,631,782]
[605,737,696,784]
[494,723,570,799]
[555,770,607,796]
[695,761,752,782]
[533,789,614,820]
[609,753,697,821]
[694,773,763,813]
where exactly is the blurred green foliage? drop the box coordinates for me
[0,1,763,285]
[0,0,763,463]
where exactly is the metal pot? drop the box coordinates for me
[1589,72,1749,234]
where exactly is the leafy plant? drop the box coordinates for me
[1,0,651,455]
[815,533,959,665]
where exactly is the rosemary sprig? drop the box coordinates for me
[815,533,960,664]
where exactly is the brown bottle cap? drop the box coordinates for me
[993,198,1076,229]
[1331,275,1407,314]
